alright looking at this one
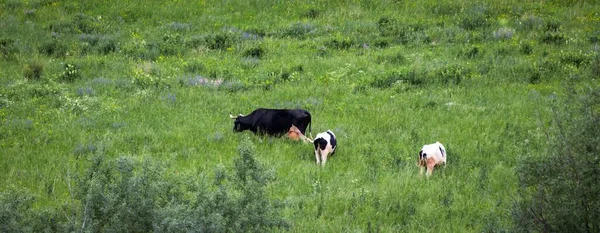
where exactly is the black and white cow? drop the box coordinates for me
[230,108,312,136]
[313,130,337,166]
[417,141,447,177]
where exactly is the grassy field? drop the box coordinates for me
[1,0,599,232]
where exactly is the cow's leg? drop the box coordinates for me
[426,158,436,177]
[314,150,321,165]
[419,165,425,176]
[321,150,329,166]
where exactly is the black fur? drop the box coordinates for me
[233,108,312,136]
[419,150,427,160]
[314,138,328,151]
[326,131,337,155]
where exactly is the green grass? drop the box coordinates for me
[1,0,599,232]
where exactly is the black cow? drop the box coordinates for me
[230,108,312,136]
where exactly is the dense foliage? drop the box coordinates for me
[513,84,600,233]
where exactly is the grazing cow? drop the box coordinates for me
[230,108,312,136]
[417,141,447,177]
[313,130,337,166]
[287,125,312,143]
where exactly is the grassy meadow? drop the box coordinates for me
[1,0,599,232]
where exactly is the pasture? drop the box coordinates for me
[1,0,599,232]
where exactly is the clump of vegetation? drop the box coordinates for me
[492,27,515,40]
[430,65,469,85]
[39,39,68,57]
[204,32,237,50]
[376,52,407,65]
[23,60,45,80]
[282,22,317,39]
[78,34,118,55]
[520,43,533,55]
[459,6,490,30]
[59,63,82,82]
[243,46,265,58]
[370,70,422,89]
[184,60,205,73]
[160,33,184,56]
[513,84,600,233]
[303,8,320,19]
[0,38,18,60]
[325,37,354,50]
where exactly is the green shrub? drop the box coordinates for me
[431,65,469,85]
[513,84,600,233]
[325,37,353,50]
[520,43,533,55]
[219,80,248,93]
[282,22,316,39]
[184,60,205,73]
[591,53,600,78]
[540,33,566,45]
[160,33,184,56]
[59,63,82,82]
[0,38,18,60]
[204,32,237,50]
[460,7,490,31]
[377,17,395,37]
[370,70,422,89]
[559,51,591,68]
[39,39,68,57]
[376,52,407,65]
[243,46,265,58]
[0,188,35,232]
[518,14,544,30]
[464,46,482,59]
[23,60,45,80]
[492,27,515,40]
[303,8,320,19]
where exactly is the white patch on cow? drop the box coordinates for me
[418,141,447,177]
[314,130,336,166]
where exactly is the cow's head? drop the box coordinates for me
[230,114,249,132]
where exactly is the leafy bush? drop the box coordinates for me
[513,85,600,233]
[204,33,237,50]
[0,38,18,60]
[591,53,600,78]
[39,39,68,57]
[518,14,544,30]
[59,63,82,82]
[243,46,265,58]
[370,70,422,89]
[325,37,354,50]
[69,139,286,232]
[48,13,103,34]
[460,7,490,31]
[430,65,469,85]
[184,60,205,73]
[376,52,407,65]
[520,43,533,55]
[464,46,482,59]
[0,188,35,232]
[540,33,566,45]
[282,22,317,39]
[492,27,515,40]
[160,33,184,56]
[23,60,45,80]
[303,8,320,19]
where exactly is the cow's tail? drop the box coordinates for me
[306,110,313,139]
